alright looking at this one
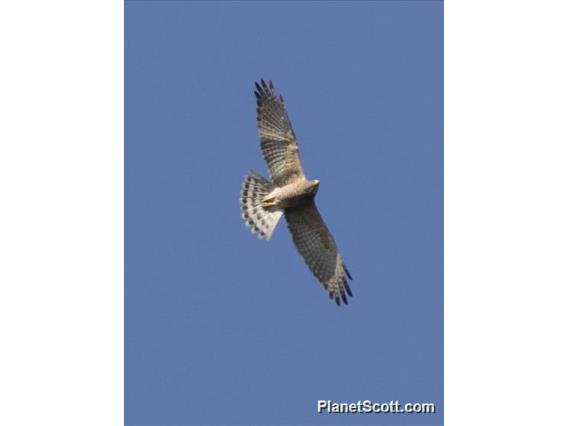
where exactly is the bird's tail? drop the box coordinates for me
[240,170,283,240]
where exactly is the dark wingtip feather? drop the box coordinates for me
[344,281,353,297]
[344,264,352,280]
[255,78,280,102]
[340,290,348,305]
[335,297,340,306]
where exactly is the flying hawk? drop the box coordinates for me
[240,79,352,306]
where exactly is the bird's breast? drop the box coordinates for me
[274,181,315,209]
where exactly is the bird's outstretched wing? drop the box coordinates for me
[255,79,305,186]
[285,201,353,305]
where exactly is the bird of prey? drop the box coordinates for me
[239,79,353,306]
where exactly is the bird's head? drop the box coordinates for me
[308,179,320,195]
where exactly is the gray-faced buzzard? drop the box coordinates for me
[240,79,352,306]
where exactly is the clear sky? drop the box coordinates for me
[125,1,443,425]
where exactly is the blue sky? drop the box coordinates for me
[125,1,443,425]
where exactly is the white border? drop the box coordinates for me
[446,1,568,424]
[0,1,123,425]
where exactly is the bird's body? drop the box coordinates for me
[262,178,319,209]
[240,79,352,306]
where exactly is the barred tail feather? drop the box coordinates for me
[240,171,283,240]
